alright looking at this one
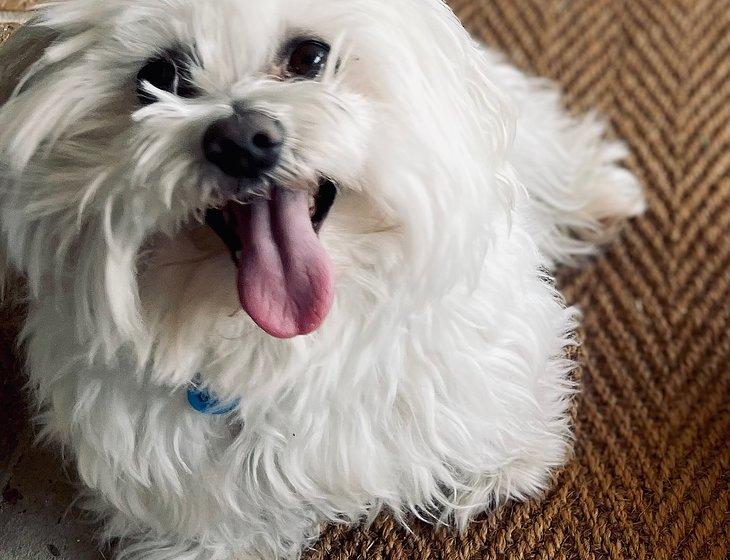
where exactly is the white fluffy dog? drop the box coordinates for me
[0,1,645,558]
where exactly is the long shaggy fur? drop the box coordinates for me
[0,1,644,559]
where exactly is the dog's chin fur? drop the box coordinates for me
[0,1,645,559]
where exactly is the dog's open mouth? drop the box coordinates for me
[205,179,337,339]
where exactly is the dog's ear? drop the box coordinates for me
[0,21,58,105]
[0,21,57,300]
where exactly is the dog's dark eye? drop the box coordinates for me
[286,39,330,79]
[137,51,197,105]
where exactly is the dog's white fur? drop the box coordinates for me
[0,1,645,558]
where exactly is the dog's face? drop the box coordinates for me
[0,0,515,375]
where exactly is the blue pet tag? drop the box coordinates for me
[187,376,240,415]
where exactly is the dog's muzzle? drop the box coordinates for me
[199,104,340,340]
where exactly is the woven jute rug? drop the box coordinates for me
[1,2,729,560]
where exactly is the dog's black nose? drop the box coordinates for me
[203,110,284,179]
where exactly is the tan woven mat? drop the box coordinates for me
[0,1,33,11]
[2,2,729,559]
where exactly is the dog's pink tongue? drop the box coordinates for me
[231,188,334,339]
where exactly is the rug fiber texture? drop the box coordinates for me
[1,1,729,559]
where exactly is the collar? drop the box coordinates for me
[187,375,240,415]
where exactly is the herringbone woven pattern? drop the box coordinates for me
[2,1,729,559]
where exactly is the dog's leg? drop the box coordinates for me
[102,532,241,560]
[489,54,645,265]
